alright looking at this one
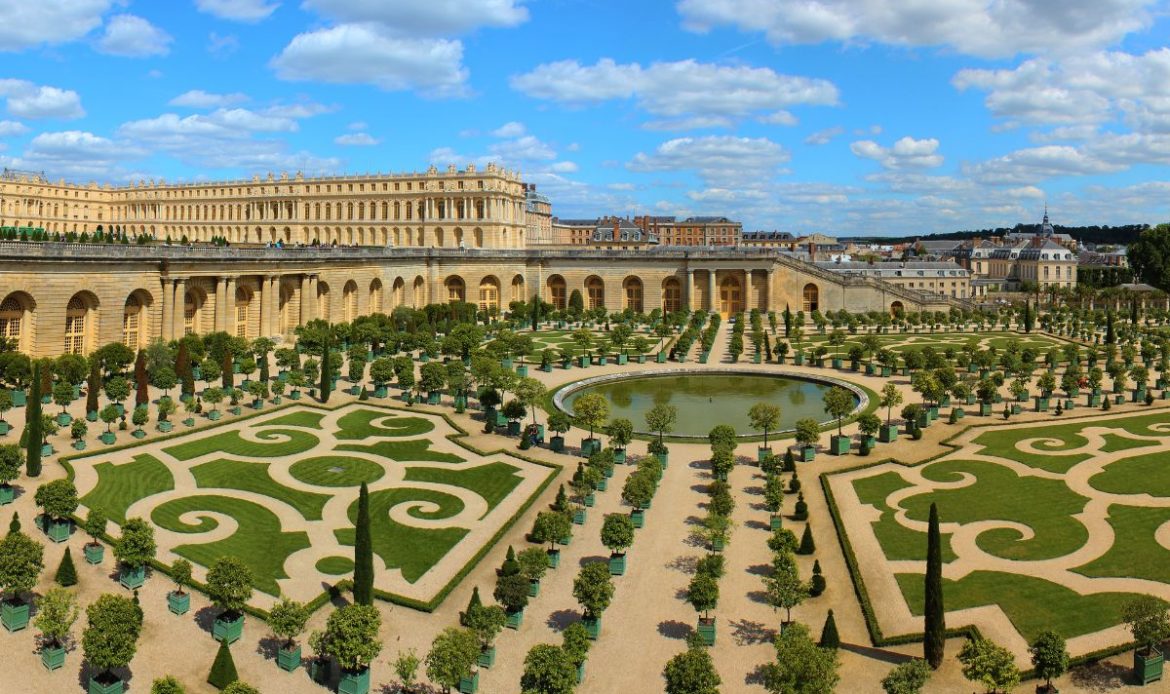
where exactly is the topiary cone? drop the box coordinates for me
[55,547,77,587]
[208,639,239,690]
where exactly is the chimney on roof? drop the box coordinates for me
[808,241,815,261]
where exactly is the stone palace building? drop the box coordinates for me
[0,165,955,359]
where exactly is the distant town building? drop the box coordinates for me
[547,216,658,249]
[635,215,742,246]
[814,259,972,300]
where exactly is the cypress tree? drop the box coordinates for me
[819,609,840,649]
[924,502,945,669]
[221,350,233,390]
[175,341,193,396]
[500,545,519,576]
[26,362,42,477]
[352,482,374,605]
[1106,310,1116,345]
[55,547,78,586]
[460,585,482,626]
[134,350,149,407]
[207,640,239,690]
[86,358,100,416]
[319,339,331,404]
[798,523,816,555]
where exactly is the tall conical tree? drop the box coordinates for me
[352,481,373,605]
[175,340,194,396]
[319,338,332,404]
[134,350,149,407]
[86,358,100,417]
[221,350,233,390]
[819,609,840,649]
[461,585,482,626]
[25,362,42,477]
[55,547,78,586]
[924,502,945,669]
[207,640,239,690]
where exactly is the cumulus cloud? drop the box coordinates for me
[334,132,380,146]
[963,144,1124,184]
[302,0,528,35]
[676,0,1156,59]
[627,135,790,183]
[96,14,172,57]
[169,90,249,109]
[850,136,944,169]
[0,80,84,119]
[491,121,525,138]
[195,0,279,22]
[271,24,469,98]
[17,130,142,178]
[0,120,28,137]
[804,126,843,145]
[510,58,837,126]
[0,0,111,51]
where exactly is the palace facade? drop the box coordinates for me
[0,167,957,359]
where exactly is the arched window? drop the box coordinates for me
[802,283,819,313]
[235,287,251,339]
[623,277,643,313]
[479,277,500,312]
[343,281,358,322]
[662,278,681,313]
[0,296,25,349]
[585,276,605,310]
[185,291,201,335]
[511,275,524,303]
[318,282,332,320]
[122,295,142,348]
[446,277,466,303]
[370,279,384,314]
[547,276,566,309]
[64,295,89,354]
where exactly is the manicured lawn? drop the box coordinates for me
[404,461,524,515]
[336,408,434,440]
[152,494,311,596]
[263,410,325,429]
[79,454,175,523]
[336,439,463,464]
[316,556,354,576]
[902,459,1090,561]
[335,487,468,583]
[191,459,331,520]
[852,471,956,562]
[1090,451,1170,497]
[974,412,1166,473]
[1076,505,1170,585]
[289,456,386,487]
[896,570,1139,642]
[165,428,321,461]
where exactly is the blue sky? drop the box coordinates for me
[2,0,1170,235]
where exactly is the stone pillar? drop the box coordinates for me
[171,278,186,339]
[767,269,775,312]
[260,275,274,337]
[213,278,226,333]
[708,270,717,313]
[300,275,313,326]
[160,277,173,341]
[685,269,695,311]
[222,276,236,335]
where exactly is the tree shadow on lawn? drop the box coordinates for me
[546,608,579,632]
[665,555,698,574]
[683,532,707,550]
[657,619,694,640]
[729,618,776,646]
[1070,660,1131,690]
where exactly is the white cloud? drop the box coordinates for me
[643,116,733,131]
[0,80,84,119]
[850,136,944,169]
[0,121,28,137]
[676,0,1156,59]
[207,32,240,57]
[263,101,334,119]
[96,14,172,57]
[510,58,837,126]
[963,144,1124,184]
[489,135,554,161]
[334,132,380,146]
[549,161,578,173]
[0,0,111,51]
[804,126,843,145]
[758,110,798,126]
[302,0,528,36]
[491,121,525,138]
[195,0,278,22]
[271,24,469,98]
[628,135,790,183]
[169,90,249,109]
[16,130,142,178]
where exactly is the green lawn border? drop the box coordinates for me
[57,398,560,619]
[818,410,1152,677]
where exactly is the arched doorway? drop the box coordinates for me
[802,283,819,313]
[412,276,426,307]
[234,287,252,339]
[184,289,206,336]
[511,275,525,304]
[719,276,742,316]
[662,278,681,313]
[391,278,405,309]
[479,276,500,313]
[279,284,294,334]
[890,301,904,317]
[547,275,566,310]
[317,282,331,323]
[342,281,358,322]
[370,279,384,314]
[623,277,643,313]
[445,276,466,303]
[585,276,605,310]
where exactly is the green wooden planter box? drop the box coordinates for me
[339,667,371,694]
[1136,648,1164,685]
[277,644,302,672]
[120,564,146,589]
[631,508,645,528]
[228,406,242,415]
[612,448,627,465]
[577,662,586,684]
[458,670,480,694]
[84,543,104,564]
[1115,394,1126,405]
[1011,404,1022,415]
[213,612,245,644]
[637,354,647,364]
[88,673,125,694]
[573,508,586,525]
[207,410,222,421]
[609,553,627,576]
[979,402,993,416]
[794,354,804,365]
[9,389,25,407]
[46,518,71,543]
[699,352,709,364]
[1035,397,1049,412]
[578,356,590,368]
[41,644,66,670]
[583,493,595,507]
[583,615,601,639]
[0,421,8,435]
[2,598,29,632]
[493,411,508,427]
[547,549,560,569]
[829,435,850,456]
[550,435,565,453]
[617,354,628,365]
[1088,394,1102,407]
[157,420,173,433]
[939,395,951,408]
[168,590,190,615]
[656,451,668,467]
[507,421,521,436]
[800,445,816,462]
[696,619,716,646]
[953,408,965,420]
[505,609,524,630]
[770,515,782,531]
[581,438,599,456]
[528,579,541,598]
[758,446,772,462]
[831,358,843,369]
[0,484,13,505]
[428,391,442,405]
[656,351,667,363]
[131,429,147,439]
[56,412,72,427]
[879,424,899,443]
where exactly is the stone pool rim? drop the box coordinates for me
[552,368,869,440]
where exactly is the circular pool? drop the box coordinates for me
[556,369,865,438]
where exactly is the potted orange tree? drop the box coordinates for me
[572,561,614,640]
[324,604,382,694]
[1125,596,1170,685]
[113,517,155,589]
[0,525,42,631]
[208,556,253,644]
[81,593,142,694]
[269,598,309,672]
[601,513,634,576]
[34,586,77,671]
[168,559,192,615]
[82,507,107,564]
